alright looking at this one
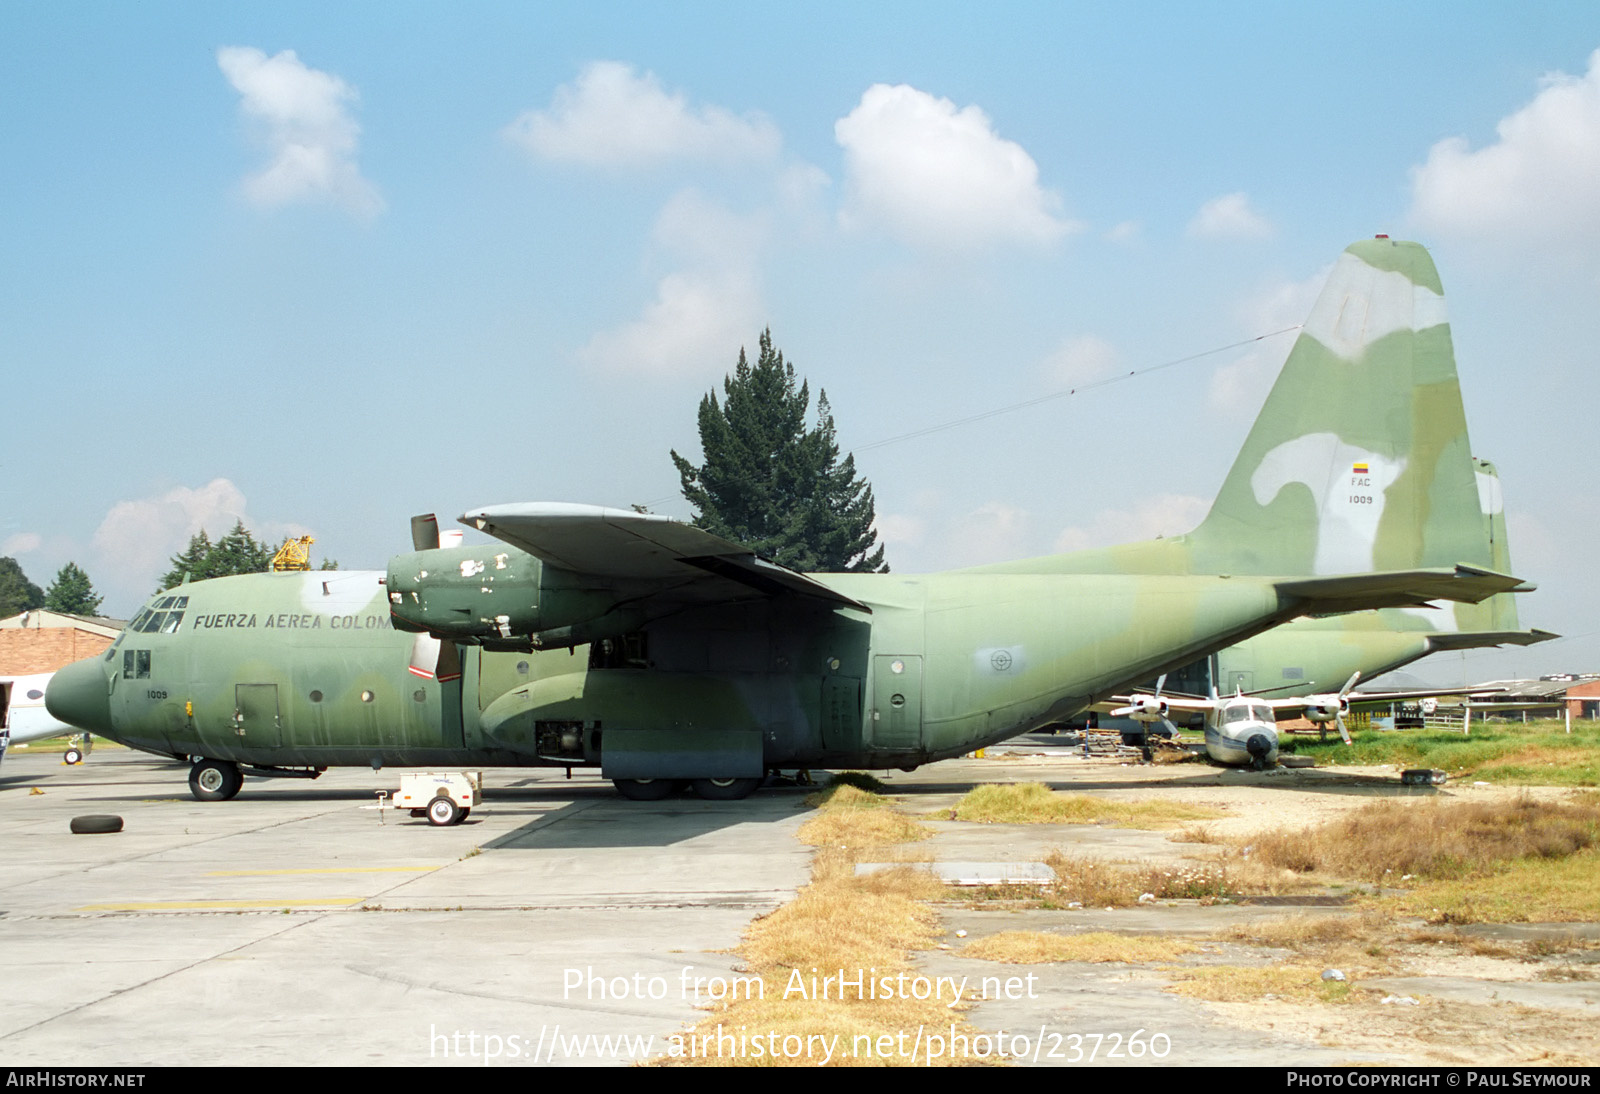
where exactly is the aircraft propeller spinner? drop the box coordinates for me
[1301,671,1361,745]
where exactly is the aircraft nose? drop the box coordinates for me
[46,656,111,734]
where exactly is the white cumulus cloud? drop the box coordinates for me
[91,479,254,593]
[835,84,1074,250]
[1207,266,1328,415]
[2,533,41,557]
[217,46,383,216]
[579,191,767,378]
[1043,335,1119,389]
[1187,192,1274,240]
[505,61,781,167]
[1053,494,1210,554]
[1411,49,1600,247]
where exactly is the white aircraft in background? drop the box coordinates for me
[1110,674,1502,769]
[1,673,88,765]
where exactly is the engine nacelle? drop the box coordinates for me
[386,545,616,643]
[1120,696,1169,722]
[1302,697,1347,724]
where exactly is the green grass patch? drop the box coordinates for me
[1293,719,1600,785]
[1379,846,1600,924]
[948,782,1221,828]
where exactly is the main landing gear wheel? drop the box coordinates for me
[691,777,761,801]
[426,795,461,826]
[188,759,243,802]
[63,746,84,766]
[612,778,677,801]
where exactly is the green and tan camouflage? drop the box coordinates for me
[45,239,1542,801]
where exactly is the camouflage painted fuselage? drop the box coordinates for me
[82,564,1294,778]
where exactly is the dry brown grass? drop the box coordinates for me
[1164,964,1369,1004]
[659,789,988,1066]
[958,852,1235,909]
[948,783,1222,828]
[1233,795,1600,924]
[797,785,932,848]
[963,930,1201,964]
[1248,795,1600,884]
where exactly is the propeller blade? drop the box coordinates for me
[1339,671,1361,699]
[411,514,440,552]
[407,633,462,682]
[436,639,462,682]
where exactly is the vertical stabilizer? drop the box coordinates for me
[1187,238,1488,577]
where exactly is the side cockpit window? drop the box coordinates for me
[122,649,152,680]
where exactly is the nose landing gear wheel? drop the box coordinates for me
[188,759,243,802]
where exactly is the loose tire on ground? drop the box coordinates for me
[70,814,123,834]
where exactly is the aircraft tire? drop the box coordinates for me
[426,795,460,826]
[70,814,123,834]
[691,777,761,801]
[612,778,677,801]
[189,759,243,802]
[63,747,84,766]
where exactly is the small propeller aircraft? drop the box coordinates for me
[0,672,84,767]
[1110,673,1503,769]
[45,238,1541,802]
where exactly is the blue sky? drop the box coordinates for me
[4,3,1598,682]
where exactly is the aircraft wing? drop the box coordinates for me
[460,503,870,612]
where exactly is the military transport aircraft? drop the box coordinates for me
[46,238,1538,803]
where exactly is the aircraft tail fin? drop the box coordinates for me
[1185,237,1489,579]
[1414,456,1558,651]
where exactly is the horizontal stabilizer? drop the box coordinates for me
[1425,628,1560,652]
[461,503,870,612]
[1276,564,1525,615]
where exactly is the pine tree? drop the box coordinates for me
[159,531,214,592]
[156,523,276,592]
[43,562,104,616]
[208,521,275,577]
[671,330,888,573]
[0,557,45,618]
